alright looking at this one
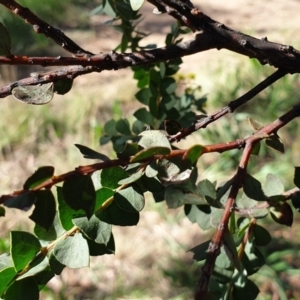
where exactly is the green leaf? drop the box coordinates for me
[130,146,170,163]
[0,253,13,271]
[129,0,144,11]
[291,192,300,212]
[247,117,264,130]
[53,232,89,268]
[23,166,54,190]
[157,157,192,184]
[197,179,217,203]
[0,206,5,217]
[12,83,54,105]
[223,230,242,272]
[0,267,16,295]
[265,134,285,153]
[263,173,284,197]
[132,120,145,135]
[242,242,265,275]
[87,234,115,256]
[95,187,114,209]
[0,22,11,56]
[48,253,65,275]
[294,167,300,188]
[134,108,155,127]
[75,144,110,161]
[115,184,145,212]
[243,173,267,201]
[213,265,234,284]
[73,215,112,244]
[29,190,56,230]
[184,204,221,231]
[62,175,96,218]
[135,88,151,105]
[145,162,158,178]
[138,130,171,149]
[215,246,231,269]
[96,201,139,226]
[163,120,182,135]
[115,118,132,135]
[189,239,211,261]
[141,175,164,193]
[53,78,73,95]
[100,167,128,190]
[251,141,260,156]
[10,231,41,272]
[183,145,204,165]
[270,203,293,227]
[4,277,39,300]
[104,119,118,135]
[117,142,139,159]
[33,268,54,291]
[18,256,49,280]
[3,192,36,211]
[253,224,272,246]
[57,186,86,231]
[34,213,65,241]
[161,77,177,94]
[118,169,144,185]
[233,279,260,300]
[165,185,206,208]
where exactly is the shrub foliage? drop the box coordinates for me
[0,0,300,299]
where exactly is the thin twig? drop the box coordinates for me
[0,0,93,56]
[169,69,287,142]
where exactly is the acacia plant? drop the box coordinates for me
[1,0,300,299]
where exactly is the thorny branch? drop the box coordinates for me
[1,0,300,99]
[195,103,300,299]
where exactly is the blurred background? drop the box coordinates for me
[1,0,300,299]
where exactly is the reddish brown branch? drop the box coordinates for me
[0,0,93,56]
[238,218,256,260]
[194,103,300,299]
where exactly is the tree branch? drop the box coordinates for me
[0,0,93,56]
[194,102,300,299]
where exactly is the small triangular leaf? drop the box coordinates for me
[243,173,267,201]
[96,201,139,226]
[0,22,11,56]
[138,130,171,149]
[10,231,41,272]
[130,146,170,163]
[100,166,128,189]
[294,167,300,189]
[291,192,300,212]
[265,134,284,153]
[3,192,36,211]
[183,144,204,165]
[4,277,39,300]
[53,78,73,95]
[29,190,56,230]
[263,173,284,197]
[115,184,145,212]
[23,166,54,190]
[53,232,89,268]
[62,175,96,219]
[247,117,263,130]
[270,203,293,227]
[75,144,110,161]
[72,215,112,245]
